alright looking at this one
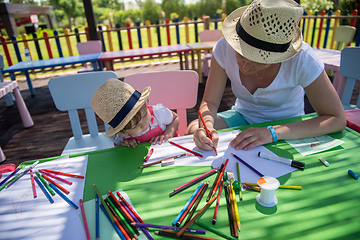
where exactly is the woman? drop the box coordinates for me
[186,0,346,151]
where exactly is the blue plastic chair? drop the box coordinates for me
[48,71,117,156]
[340,47,360,110]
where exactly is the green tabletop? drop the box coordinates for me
[22,113,360,239]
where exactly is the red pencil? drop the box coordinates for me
[212,159,229,197]
[198,110,217,155]
[42,174,70,194]
[212,179,223,224]
[117,191,145,225]
[41,169,85,179]
[39,170,73,185]
[169,141,203,158]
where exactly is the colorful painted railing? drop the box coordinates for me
[0,11,359,77]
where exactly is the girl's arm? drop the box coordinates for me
[151,111,179,145]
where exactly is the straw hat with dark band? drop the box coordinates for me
[222,0,304,64]
[91,78,151,137]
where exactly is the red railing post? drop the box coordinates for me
[316,10,326,48]
[126,22,133,49]
[43,31,53,59]
[0,36,13,66]
[165,19,171,45]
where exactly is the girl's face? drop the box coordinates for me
[123,107,152,136]
[235,52,271,75]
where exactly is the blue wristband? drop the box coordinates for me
[267,126,278,143]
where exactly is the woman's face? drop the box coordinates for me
[235,52,271,75]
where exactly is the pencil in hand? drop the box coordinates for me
[197,110,217,155]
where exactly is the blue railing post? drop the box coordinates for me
[194,16,198,42]
[323,10,332,49]
[98,25,106,52]
[175,18,180,44]
[74,28,81,42]
[310,11,319,47]
[156,20,161,46]
[53,30,63,57]
[11,35,22,62]
[302,11,307,38]
[136,21,142,48]
[32,33,43,60]
[214,14,218,29]
[115,23,123,50]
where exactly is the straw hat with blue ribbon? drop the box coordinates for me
[222,0,304,64]
[91,78,151,137]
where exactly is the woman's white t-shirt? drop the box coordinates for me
[213,38,324,125]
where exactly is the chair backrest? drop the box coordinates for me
[340,47,360,110]
[334,26,356,50]
[76,40,102,55]
[0,54,4,81]
[124,70,199,136]
[198,29,223,42]
[48,71,117,139]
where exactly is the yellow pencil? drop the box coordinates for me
[236,162,243,201]
[230,180,241,231]
[245,182,302,190]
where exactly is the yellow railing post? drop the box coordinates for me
[305,10,312,43]
[330,10,341,49]
[21,33,32,60]
[145,20,152,47]
[184,17,189,43]
[106,23,114,51]
[63,28,74,56]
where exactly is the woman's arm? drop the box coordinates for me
[230,70,346,150]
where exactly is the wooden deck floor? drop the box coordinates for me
[0,61,358,167]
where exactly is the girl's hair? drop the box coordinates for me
[122,103,148,131]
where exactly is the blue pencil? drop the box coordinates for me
[95,194,100,240]
[49,183,78,209]
[100,204,126,240]
[34,176,54,204]
[172,182,203,226]
[0,168,20,187]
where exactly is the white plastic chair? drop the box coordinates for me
[339,47,360,110]
[334,25,356,50]
[48,71,117,156]
[198,29,223,77]
[76,40,102,73]
[124,70,199,136]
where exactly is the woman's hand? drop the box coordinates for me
[193,127,219,150]
[230,127,273,151]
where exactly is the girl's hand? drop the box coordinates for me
[230,127,273,151]
[121,139,140,148]
[193,127,219,150]
[150,134,170,145]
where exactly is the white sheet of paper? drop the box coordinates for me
[84,189,150,240]
[285,135,345,156]
[148,130,298,183]
[0,155,88,240]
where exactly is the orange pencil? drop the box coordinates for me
[212,159,229,197]
[198,110,217,155]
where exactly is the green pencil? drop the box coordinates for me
[195,220,238,240]
[0,174,19,191]
[36,171,55,196]
[93,184,115,222]
[237,162,243,201]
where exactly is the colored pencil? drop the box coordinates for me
[100,204,126,240]
[156,230,218,240]
[170,168,217,197]
[42,174,70,194]
[230,180,240,232]
[174,168,217,192]
[176,195,217,236]
[173,182,204,227]
[34,176,54,204]
[106,201,132,240]
[184,182,209,225]
[198,110,217,155]
[36,171,55,196]
[0,174,19,192]
[237,162,243,201]
[39,170,73,185]
[79,199,91,240]
[139,153,186,169]
[0,168,20,187]
[105,198,136,239]
[41,169,84,179]
[169,141,203,157]
[116,191,145,225]
[244,182,302,190]
[211,159,229,197]
[5,166,31,189]
[173,182,203,226]
[232,153,264,177]
[29,169,37,198]
[108,191,135,223]
[144,148,154,162]
[95,194,100,240]
[93,184,115,223]
[224,183,235,237]
[195,220,238,240]
[131,222,206,234]
[206,163,224,201]
[228,184,238,238]
[50,183,78,209]
[212,179,223,224]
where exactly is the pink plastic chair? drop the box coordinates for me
[76,40,102,73]
[198,29,223,77]
[124,70,199,136]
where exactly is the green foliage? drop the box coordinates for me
[114,10,142,27]
[142,0,161,24]
[300,0,334,12]
[161,0,187,20]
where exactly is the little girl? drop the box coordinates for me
[91,78,179,148]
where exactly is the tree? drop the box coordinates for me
[300,0,334,12]
[161,0,187,20]
[59,0,82,31]
[142,0,160,24]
